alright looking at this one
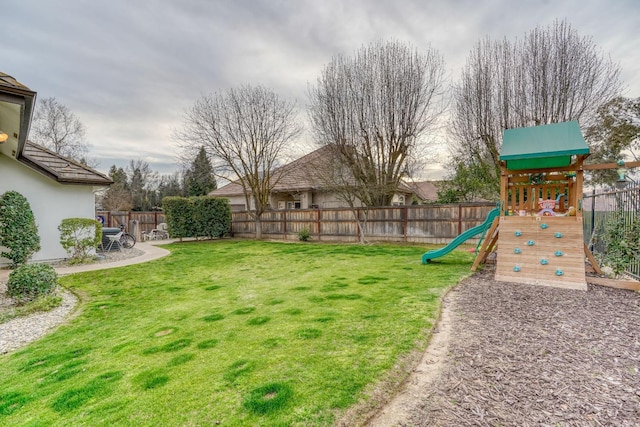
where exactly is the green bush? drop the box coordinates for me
[163,196,231,240]
[600,210,640,277]
[298,226,311,241]
[162,197,192,239]
[58,218,103,264]
[6,263,59,303]
[192,196,231,238]
[0,191,41,267]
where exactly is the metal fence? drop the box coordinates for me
[583,182,640,279]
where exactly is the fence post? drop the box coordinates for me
[458,204,463,235]
[317,208,321,241]
[589,189,595,251]
[283,210,287,240]
[403,206,408,242]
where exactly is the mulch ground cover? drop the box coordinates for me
[411,268,640,426]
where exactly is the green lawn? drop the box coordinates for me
[0,240,473,426]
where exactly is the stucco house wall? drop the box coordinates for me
[0,72,112,266]
[0,155,97,262]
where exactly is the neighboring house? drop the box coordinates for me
[0,72,112,264]
[406,180,440,204]
[210,146,417,211]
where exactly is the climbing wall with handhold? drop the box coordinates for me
[495,216,587,290]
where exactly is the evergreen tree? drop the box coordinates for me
[186,147,217,196]
[158,172,186,200]
[127,160,158,211]
[108,165,129,187]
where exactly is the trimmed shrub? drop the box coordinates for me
[163,196,231,240]
[162,197,192,240]
[192,196,232,238]
[298,226,311,241]
[0,191,41,267]
[7,263,59,303]
[58,218,103,264]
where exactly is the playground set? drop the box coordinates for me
[422,121,639,290]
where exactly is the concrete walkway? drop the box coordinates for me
[0,240,172,281]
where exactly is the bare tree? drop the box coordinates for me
[101,184,133,211]
[308,41,445,241]
[448,19,622,199]
[30,97,91,163]
[175,85,302,238]
[100,165,132,211]
[308,40,446,208]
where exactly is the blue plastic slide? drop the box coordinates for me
[421,207,500,264]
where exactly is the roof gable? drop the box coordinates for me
[500,121,590,170]
[0,72,36,161]
[211,146,335,197]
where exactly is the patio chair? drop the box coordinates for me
[105,231,124,251]
[150,223,169,240]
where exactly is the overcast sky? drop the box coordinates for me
[5,0,640,178]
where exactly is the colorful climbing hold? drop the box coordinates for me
[513,265,521,272]
[555,269,563,276]
[514,248,521,254]
[527,240,535,246]
[515,231,522,237]
[554,232,563,238]
[540,258,549,265]
[555,250,563,257]
[540,223,548,229]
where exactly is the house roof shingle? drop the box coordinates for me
[210,146,420,198]
[19,141,113,186]
[211,146,333,197]
[0,72,34,93]
[407,181,439,202]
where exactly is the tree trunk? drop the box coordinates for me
[353,208,368,244]
[255,218,262,240]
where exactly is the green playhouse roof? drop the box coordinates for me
[500,121,589,170]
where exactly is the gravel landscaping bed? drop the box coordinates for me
[0,248,144,354]
[409,268,640,426]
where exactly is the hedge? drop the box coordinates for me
[162,196,231,239]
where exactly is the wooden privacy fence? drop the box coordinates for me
[96,211,166,241]
[97,203,497,244]
[231,203,497,243]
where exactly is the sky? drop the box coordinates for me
[4,0,640,179]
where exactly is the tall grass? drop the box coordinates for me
[0,240,472,426]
